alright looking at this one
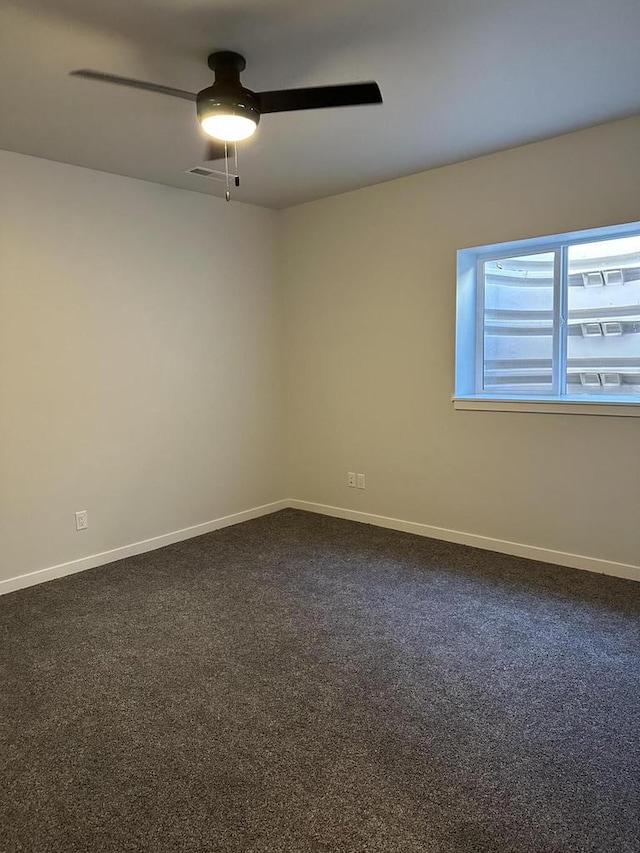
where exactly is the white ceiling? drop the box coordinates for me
[1,0,639,208]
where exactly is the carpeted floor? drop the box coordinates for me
[1,509,639,852]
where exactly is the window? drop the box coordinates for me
[455,221,640,415]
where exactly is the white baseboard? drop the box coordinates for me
[289,500,640,583]
[4,497,638,597]
[0,500,288,597]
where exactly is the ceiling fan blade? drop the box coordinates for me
[70,70,197,102]
[204,140,230,161]
[257,82,381,114]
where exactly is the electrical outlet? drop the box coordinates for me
[357,473,366,489]
[75,510,88,531]
[348,472,356,488]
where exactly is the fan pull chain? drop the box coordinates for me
[234,143,240,188]
[223,142,240,201]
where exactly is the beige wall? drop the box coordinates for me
[3,118,639,587]
[0,151,283,583]
[281,117,640,567]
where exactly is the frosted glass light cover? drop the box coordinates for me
[201,114,257,142]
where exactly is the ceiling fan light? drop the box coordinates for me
[197,85,261,142]
[200,113,257,142]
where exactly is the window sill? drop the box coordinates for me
[452,396,640,417]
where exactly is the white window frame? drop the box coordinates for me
[454,220,640,417]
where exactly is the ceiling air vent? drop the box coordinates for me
[185,166,236,181]
[602,321,623,336]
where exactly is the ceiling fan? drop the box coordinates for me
[70,51,383,164]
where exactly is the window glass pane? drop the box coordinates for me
[482,252,555,394]
[567,235,640,397]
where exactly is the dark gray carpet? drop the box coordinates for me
[1,509,639,852]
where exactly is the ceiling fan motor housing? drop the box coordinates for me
[196,84,261,127]
[197,51,261,129]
